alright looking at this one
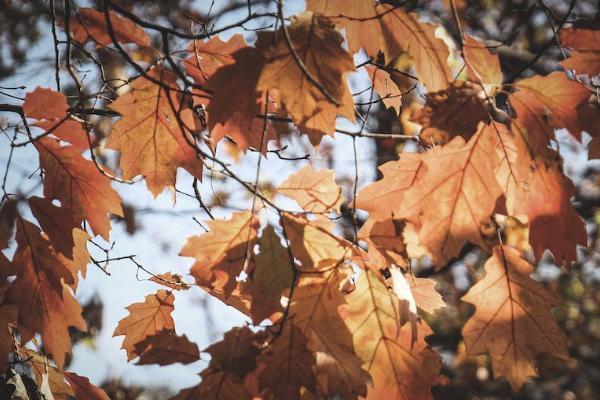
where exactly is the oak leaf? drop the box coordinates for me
[407,275,445,315]
[411,81,490,145]
[107,67,203,197]
[397,125,503,266]
[257,323,317,399]
[113,289,175,361]
[184,35,247,85]
[288,265,369,398]
[339,270,442,399]
[134,329,200,365]
[560,27,600,77]
[276,165,344,214]
[461,246,568,390]
[463,35,502,88]
[6,219,86,368]
[281,213,353,271]
[150,272,191,291]
[358,218,407,269]
[0,305,17,372]
[21,349,75,399]
[180,211,259,295]
[23,87,68,121]
[68,8,150,47]
[365,64,404,115]
[171,370,252,400]
[257,12,355,140]
[243,226,293,324]
[34,120,92,152]
[35,137,123,239]
[64,372,110,400]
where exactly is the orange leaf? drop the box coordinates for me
[407,275,445,315]
[281,213,353,271]
[560,27,600,77]
[150,272,191,291]
[171,370,252,400]
[288,265,369,398]
[411,81,490,145]
[34,120,92,152]
[21,349,75,399]
[184,35,247,85]
[23,87,68,121]
[355,153,426,221]
[180,211,259,295]
[204,47,277,153]
[358,218,407,269]
[397,124,503,266]
[28,196,82,258]
[35,137,123,239]
[6,219,86,368]
[68,8,150,47]
[0,305,17,372]
[257,12,355,141]
[339,270,442,399]
[64,372,110,400]
[107,67,202,197]
[134,329,199,365]
[365,64,404,115]
[242,226,293,324]
[461,246,568,390]
[513,153,586,264]
[276,165,344,214]
[113,289,175,361]
[257,323,317,399]
[463,35,502,87]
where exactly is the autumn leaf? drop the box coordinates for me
[461,246,568,390]
[150,272,191,291]
[275,165,344,214]
[513,152,586,264]
[34,120,92,152]
[288,264,369,398]
[68,8,150,47]
[134,329,200,365]
[22,349,75,399]
[64,372,110,400]
[6,219,86,368]
[397,124,503,266]
[28,196,81,259]
[257,323,317,399]
[0,305,17,372]
[365,64,404,115]
[358,218,407,269]
[339,270,442,399]
[257,12,355,140]
[52,228,91,290]
[407,275,446,315]
[180,211,259,295]
[510,71,590,154]
[560,27,600,77]
[355,153,426,221]
[242,226,293,324]
[113,289,175,361]
[463,35,502,88]
[107,67,203,197]
[23,87,68,121]
[35,137,123,239]
[184,35,247,85]
[171,370,252,400]
[281,213,353,271]
[411,81,490,145]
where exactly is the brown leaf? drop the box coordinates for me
[35,137,123,240]
[171,370,252,400]
[461,246,568,390]
[242,226,293,324]
[257,323,317,400]
[21,349,75,399]
[281,213,353,271]
[34,120,92,152]
[134,329,199,365]
[6,219,86,368]
[113,290,175,361]
[407,275,445,315]
[184,35,247,85]
[463,35,502,87]
[257,12,355,141]
[180,211,259,295]
[358,218,407,269]
[397,124,503,266]
[204,326,261,378]
[276,165,344,214]
[64,372,110,400]
[366,64,404,115]
[68,8,150,47]
[107,67,203,197]
[560,27,600,77]
[149,272,191,291]
[411,81,490,145]
[28,196,82,259]
[23,87,68,121]
[339,270,442,399]
[0,305,17,372]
